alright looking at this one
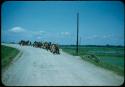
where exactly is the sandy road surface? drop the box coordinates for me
[2,44,124,86]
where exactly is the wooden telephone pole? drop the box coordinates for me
[76,12,79,55]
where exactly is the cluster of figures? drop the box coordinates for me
[19,40,60,54]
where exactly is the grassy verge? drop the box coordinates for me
[1,45,19,68]
[61,47,124,76]
[81,56,124,76]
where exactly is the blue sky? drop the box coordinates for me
[1,1,124,45]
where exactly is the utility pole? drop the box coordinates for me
[76,12,79,55]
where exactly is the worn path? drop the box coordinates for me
[2,44,124,86]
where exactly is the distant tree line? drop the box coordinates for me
[60,44,124,48]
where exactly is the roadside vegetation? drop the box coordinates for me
[61,45,124,76]
[1,45,19,68]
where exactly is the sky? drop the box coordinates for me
[1,1,124,45]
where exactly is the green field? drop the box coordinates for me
[61,45,124,76]
[1,45,19,68]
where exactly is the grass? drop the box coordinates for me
[1,45,19,68]
[81,56,124,76]
[61,46,124,76]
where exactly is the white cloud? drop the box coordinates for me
[7,27,73,40]
[61,32,70,35]
[9,27,26,33]
[85,35,98,39]
[33,30,46,35]
[84,35,114,40]
[102,35,112,38]
[37,36,42,39]
[9,27,47,36]
[40,30,46,33]
[102,35,107,38]
[93,35,98,38]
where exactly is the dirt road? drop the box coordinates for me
[2,44,124,86]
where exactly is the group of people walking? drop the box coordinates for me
[19,40,60,54]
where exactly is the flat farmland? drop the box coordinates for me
[61,45,124,76]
